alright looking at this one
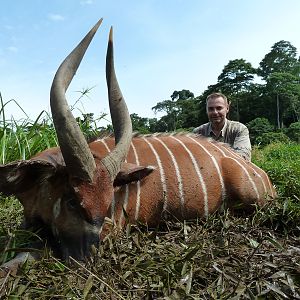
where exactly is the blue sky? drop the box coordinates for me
[1,0,300,124]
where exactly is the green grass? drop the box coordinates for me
[253,142,300,199]
[252,142,300,235]
[0,93,58,163]
[0,96,299,299]
[0,89,106,163]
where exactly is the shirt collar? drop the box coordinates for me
[208,118,228,137]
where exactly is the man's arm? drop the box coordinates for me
[232,126,252,161]
[193,123,209,136]
[193,126,201,134]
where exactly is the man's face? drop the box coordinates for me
[206,96,229,126]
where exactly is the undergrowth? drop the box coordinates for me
[0,95,299,299]
[0,207,299,299]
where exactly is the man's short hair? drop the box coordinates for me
[206,92,229,105]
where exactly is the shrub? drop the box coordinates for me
[285,121,300,143]
[252,142,300,198]
[246,117,274,144]
[255,131,290,146]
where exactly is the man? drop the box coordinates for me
[193,92,251,161]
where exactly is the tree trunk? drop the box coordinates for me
[236,98,240,121]
[276,94,280,129]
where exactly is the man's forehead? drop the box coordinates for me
[207,97,227,107]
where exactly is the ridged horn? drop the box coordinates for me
[101,27,132,180]
[50,19,103,182]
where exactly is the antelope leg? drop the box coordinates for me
[0,252,39,277]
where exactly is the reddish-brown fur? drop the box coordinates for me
[0,134,276,266]
[0,20,276,272]
[87,133,275,230]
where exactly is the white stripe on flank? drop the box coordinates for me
[99,138,111,153]
[219,146,260,200]
[100,138,129,163]
[252,167,274,198]
[131,141,141,220]
[142,137,168,211]
[210,142,261,199]
[209,142,227,156]
[171,136,209,217]
[221,145,241,160]
[229,157,260,200]
[225,148,265,192]
[220,146,261,199]
[248,164,267,195]
[189,137,226,202]
[154,137,185,210]
[222,145,263,191]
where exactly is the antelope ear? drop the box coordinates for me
[114,163,155,187]
[0,160,57,196]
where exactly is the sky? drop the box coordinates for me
[1,0,300,125]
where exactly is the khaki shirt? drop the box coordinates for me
[193,119,251,161]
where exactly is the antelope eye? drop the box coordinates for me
[66,198,77,210]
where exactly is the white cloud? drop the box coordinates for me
[7,46,18,53]
[48,14,65,21]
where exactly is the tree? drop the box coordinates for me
[176,98,199,129]
[200,59,257,122]
[170,90,194,101]
[217,59,256,94]
[217,59,257,121]
[265,72,300,128]
[152,99,178,131]
[146,40,300,132]
[130,113,151,133]
[76,113,107,140]
[258,40,299,80]
[256,41,300,128]
[152,90,198,131]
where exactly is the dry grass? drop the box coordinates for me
[0,97,299,299]
[0,202,299,299]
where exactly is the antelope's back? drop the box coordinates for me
[90,134,276,226]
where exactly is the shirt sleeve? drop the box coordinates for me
[193,124,208,136]
[232,126,252,161]
[193,126,201,134]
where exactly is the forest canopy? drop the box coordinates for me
[129,40,300,144]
